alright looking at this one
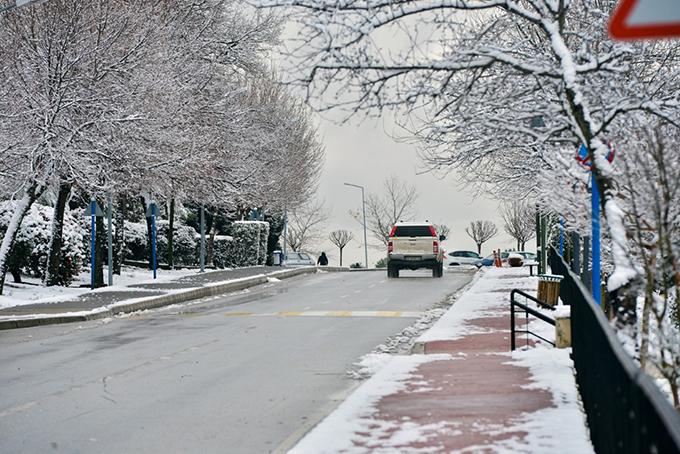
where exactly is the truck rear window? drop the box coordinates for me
[392,225,433,237]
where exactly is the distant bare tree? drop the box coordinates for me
[328,230,353,266]
[465,221,498,255]
[351,176,418,248]
[286,199,328,252]
[433,224,450,240]
[501,202,535,251]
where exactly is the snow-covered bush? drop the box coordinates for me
[257,222,270,266]
[230,221,270,267]
[124,222,148,261]
[0,202,85,284]
[155,221,197,266]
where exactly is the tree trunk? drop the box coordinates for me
[94,214,105,287]
[141,197,153,269]
[477,243,481,255]
[114,195,126,275]
[44,181,72,286]
[339,247,343,266]
[167,198,175,269]
[10,269,22,283]
[0,182,44,295]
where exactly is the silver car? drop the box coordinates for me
[282,252,315,267]
[447,250,482,267]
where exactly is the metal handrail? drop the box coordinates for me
[510,289,555,351]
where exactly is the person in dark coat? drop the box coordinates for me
[317,252,329,266]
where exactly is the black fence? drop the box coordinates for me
[549,248,680,453]
[510,289,555,351]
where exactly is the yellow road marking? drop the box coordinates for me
[224,311,253,317]
[279,311,303,317]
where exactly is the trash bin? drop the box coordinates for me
[271,250,283,266]
[537,274,563,307]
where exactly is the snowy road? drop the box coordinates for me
[0,269,473,454]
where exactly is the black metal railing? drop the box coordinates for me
[510,289,555,351]
[549,247,680,453]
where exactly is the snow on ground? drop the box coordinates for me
[0,266,199,309]
[491,346,595,454]
[417,267,535,343]
[289,354,454,454]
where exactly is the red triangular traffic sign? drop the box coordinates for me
[610,0,680,40]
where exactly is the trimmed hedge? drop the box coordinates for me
[212,235,235,269]
[231,221,270,267]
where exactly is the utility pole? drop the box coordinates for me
[344,183,368,268]
[107,193,113,286]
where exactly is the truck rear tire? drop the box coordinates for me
[388,265,399,278]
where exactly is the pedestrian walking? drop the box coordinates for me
[317,252,329,266]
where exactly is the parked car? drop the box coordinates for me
[476,251,536,267]
[477,252,509,267]
[447,250,482,267]
[386,221,445,278]
[282,252,315,267]
[516,251,538,263]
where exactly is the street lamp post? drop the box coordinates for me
[344,183,368,269]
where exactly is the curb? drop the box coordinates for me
[0,267,318,331]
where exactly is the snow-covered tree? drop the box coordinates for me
[502,202,536,251]
[286,198,328,252]
[350,176,418,248]
[465,221,498,255]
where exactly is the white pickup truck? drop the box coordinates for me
[386,222,445,278]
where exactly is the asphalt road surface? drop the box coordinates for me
[0,269,474,454]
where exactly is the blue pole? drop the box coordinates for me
[151,203,157,279]
[559,217,565,256]
[591,172,601,305]
[90,200,96,290]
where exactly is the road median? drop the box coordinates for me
[0,266,320,330]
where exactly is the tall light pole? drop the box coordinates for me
[344,183,368,268]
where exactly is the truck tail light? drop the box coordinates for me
[428,225,437,237]
[433,241,439,253]
[388,241,393,253]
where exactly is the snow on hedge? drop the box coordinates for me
[0,201,85,285]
